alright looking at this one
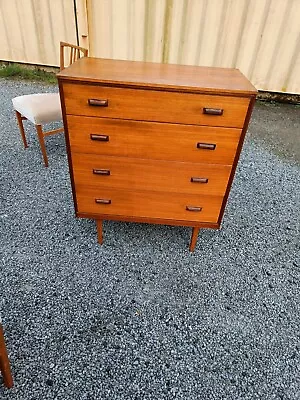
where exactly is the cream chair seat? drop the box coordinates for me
[12,42,88,167]
[12,93,62,125]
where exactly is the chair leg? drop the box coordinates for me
[0,325,13,389]
[35,124,49,167]
[15,111,28,148]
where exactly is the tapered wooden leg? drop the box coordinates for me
[15,111,28,148]
[96,220,103,244]
[35,124,48,167]
[189,227,200,252]
[0,325,13,389]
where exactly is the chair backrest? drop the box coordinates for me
[59,42,88,71]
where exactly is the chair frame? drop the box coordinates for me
[0,324,13,388]
[15,41,88,167]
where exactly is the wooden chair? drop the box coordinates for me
[0,323,13,388]
[12,42,88,167]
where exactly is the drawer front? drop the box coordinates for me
[67,116,241,165]
[63,83,250,128]
[75,186,223,223]
[72,154,231,196]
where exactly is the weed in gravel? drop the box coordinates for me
[0,63,57,84]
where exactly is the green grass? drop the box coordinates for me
[0,63,57,83]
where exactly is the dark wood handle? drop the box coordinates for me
[88,98,108,107]
[90,134,109,141]
[197,142,216,150]
[95,198,111,204]
[191,177,208,183]
[186,206,202,212]
[93,169,110,176]
[203,107,223,115]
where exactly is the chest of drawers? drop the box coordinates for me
[57,58,257,251]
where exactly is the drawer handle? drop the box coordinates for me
[88,98,109,107]
[95,198,111,205]
[197,142,216,150]
[191,177,208,184]
[93,169,110,176]
[186,206,202,212]
[90,134,109,142]
[203,107,223,116]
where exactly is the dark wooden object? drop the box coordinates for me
[57,57,257,250]
[0,324,13,388]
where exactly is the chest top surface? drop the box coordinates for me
[57,57,257,96]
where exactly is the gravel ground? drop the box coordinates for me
[0,79,299,400]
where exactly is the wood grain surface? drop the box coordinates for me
[67,116,242,165]
[57,57,257,96]
[75,186,222,223]
[72,154,232,196]
[64,83,250,128]
[57,57,256,249]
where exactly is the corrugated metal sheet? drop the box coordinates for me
[0,0,77,66]
[0,0,299,94]
[87,0,300,94]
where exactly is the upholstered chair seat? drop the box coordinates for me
[12,42,88,167]
[12,93,62,125]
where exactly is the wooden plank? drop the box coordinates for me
[72,154,232,196]
[57,57,257,95]
[63,83,250,128]
[75,186,223,223]
[67,116,242,165]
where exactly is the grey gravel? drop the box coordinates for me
[0,78,299,400]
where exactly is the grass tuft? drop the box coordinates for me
[0,63,57,84]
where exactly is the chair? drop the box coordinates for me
[0,323,13,388]
[12,42,88,167]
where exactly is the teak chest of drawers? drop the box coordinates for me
[57,58,257,251]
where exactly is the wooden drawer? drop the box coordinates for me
[72,154,231,196]
[67,116,242,165]
[75,186,223,223]
[63,83,250,128]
